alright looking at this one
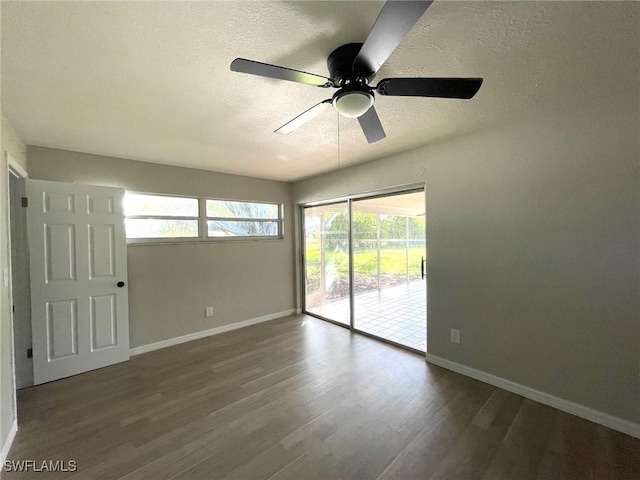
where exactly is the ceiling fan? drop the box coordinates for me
[230,0,482,144]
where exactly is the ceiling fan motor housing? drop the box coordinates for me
[328,43,375,118]
[327,43,369,85]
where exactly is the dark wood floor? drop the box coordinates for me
[5,315,639,479]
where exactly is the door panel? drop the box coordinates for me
[27,179,130,384]
[44,192,74,213]
[88,224,115,278]
[352,191,426,352]
[45,224,76,282]
[303,203,350,326]
[46,299,78,359]
[87,194,115,215]
[90,294,117,350]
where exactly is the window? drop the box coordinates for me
[206,200,282,238]
[124,192,283,243]
[124,193,199,240]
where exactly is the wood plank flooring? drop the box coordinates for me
[5,315,639,479]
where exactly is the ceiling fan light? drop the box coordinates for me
[334,91,374,118]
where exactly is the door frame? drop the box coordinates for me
[299,183,426,354]
[4,152,29,426]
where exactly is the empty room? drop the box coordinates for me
[0,1,638,479]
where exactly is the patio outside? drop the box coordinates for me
[304,193,426,352]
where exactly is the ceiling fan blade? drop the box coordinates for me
[353,0,433,78]
[231,58,334,87]
[376,78,483,99]
[357,106,386,144]
[275,100,333,135]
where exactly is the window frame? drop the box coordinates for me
[124,191,284,245]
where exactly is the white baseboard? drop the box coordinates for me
[425,353,639,439]
[0,419,18,464]
[295,308,302,314]
[130,309,296,356]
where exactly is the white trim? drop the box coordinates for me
[425,354,640,439]
[5,152,28,178]
[295,308,302,314]
[0,419,18,464]
[130,309,296,356]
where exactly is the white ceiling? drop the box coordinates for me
[2,1,637,182]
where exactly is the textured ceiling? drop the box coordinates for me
[2,1,637,182]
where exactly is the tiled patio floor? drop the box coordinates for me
[306,280,426,352]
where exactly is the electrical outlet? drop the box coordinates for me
[205,306,214,317]
[450,329,460,344]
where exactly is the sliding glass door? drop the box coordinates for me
[302,189,426,352]
[303,202,350,325]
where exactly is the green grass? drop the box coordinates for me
[305,244,426,278]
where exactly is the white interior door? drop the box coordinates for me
[26,179,130,385]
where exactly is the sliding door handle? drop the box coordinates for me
[421,256,425,279]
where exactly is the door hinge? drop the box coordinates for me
[21,197,28,208]
[27,348,33,359]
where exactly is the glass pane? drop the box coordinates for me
[125,219,199,238]
[206,200,279,219]
[352,191,426,352]
[379,215,408,288]
[207,220,279,237]
[408,217,426,280]
[352,212,378,295]
[124,193,198,217]
[303,203,350,326]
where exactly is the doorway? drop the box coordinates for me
[9,164,33,388]
[302,188,426,352]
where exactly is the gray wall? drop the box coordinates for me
[292,94,639,425]
[1,111,28,456]
[28,147,295,348]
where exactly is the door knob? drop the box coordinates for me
[117,281,125,288]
